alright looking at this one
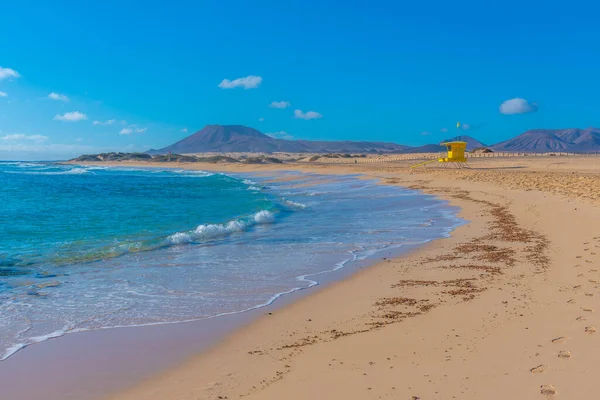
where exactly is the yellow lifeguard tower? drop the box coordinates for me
[411,140,470,169]
[439,141,467,163]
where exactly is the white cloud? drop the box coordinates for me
[48,92,69,102]
[258,117,265,122]
[218,75,262,89]
[420,131,431,136]
[499,98,538,115]
[1,134,48,142]
[76,138,83,142]
[269,101,291,109]
[266,131,294,140]
[0,67,20,80]
[0,92,7,97]
[440,127,448,133]
[294,109,323,120]
[181,128,188,133]
[118,127,145,134]
[120,120,128,125]
[461,123,471,130]
[54,111,88,122]
[93,119,116,125]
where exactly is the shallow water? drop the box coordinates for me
[0,163,462,360]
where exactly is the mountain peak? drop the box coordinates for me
[492,127,600,152]
[149,124,408,154]
[147,124,600,155]
[442,135,487,149]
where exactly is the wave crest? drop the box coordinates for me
[284,200,307,209]
[167,210,275,245]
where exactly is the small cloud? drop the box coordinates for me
[440,127,448,133]
[135,128,147,133]
[294,109,323,120]
[420,131,431,136]
[120,120,127,125]
[269,101,291,109]
[76,138,84,142]
[48,92,69,102]
[1,134,48,142]
[0,92,7,97]
[119,128,133,135]
[93,119,116,125]
[266,131,294,140]
[181,128,188,133]
[54,111,88,122]
[218,75,262,89]
[0,67,20,80]
[258,117,265,122]
[499,98,538,115]
[457,122,484,131]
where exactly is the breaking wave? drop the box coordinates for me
[166,210,275,245]
[284,199,307,209]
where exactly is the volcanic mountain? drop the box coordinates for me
[147,125,411,154]
[442,135,488,150]
[146,124,599,155]
[492,127,600,152]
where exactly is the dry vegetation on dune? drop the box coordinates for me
[412,169,600,204]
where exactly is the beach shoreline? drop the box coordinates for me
[0,163,459,400]
[100,158,600,400]
[6,157,600,399]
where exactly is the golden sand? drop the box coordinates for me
[76,155,600,400]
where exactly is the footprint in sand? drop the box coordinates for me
[530,365,547,373]
[541,384,556,396]
[585,326,597,334]
[552,336,566,344]
[558,350,571,359]
[582,308,594,312]
[585,293,594,297]
[576,316,587,321]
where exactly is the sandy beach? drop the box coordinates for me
[58,155,595,400]
[6,2,600,398]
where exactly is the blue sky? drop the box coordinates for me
[1,0,599,160]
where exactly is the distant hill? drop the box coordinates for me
[401,144,445,153]
[492,127,600,152]
[145,124,600,155]
[147,125,411,154]
[442,135,488,150]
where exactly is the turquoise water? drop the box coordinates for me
[0,162,462,360]
[0,163,270,268]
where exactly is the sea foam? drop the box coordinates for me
[166,210,275,245]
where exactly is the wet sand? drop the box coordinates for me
[23,156,600,398]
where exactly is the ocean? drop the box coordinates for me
[0,162,462,361]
